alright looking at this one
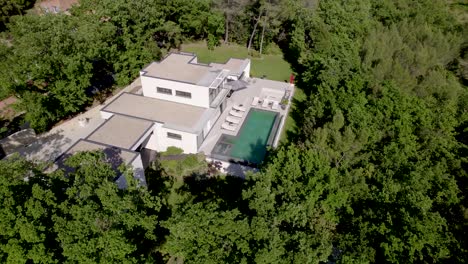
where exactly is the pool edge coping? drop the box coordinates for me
[210,108,280,165]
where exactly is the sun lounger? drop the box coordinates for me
[233,104,246,112]
[221,122,236,131]
[226,116,241,124]
[272,101,279,110]
[262,99,269,108]
[229,109,244,118]
[252,97,260,106]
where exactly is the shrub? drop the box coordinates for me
[162,146,183,156]
[206,34,219,51]
[181,154,199,168]
[264,43,282,55]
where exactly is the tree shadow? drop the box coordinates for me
[18,129,71,162]
[140,148,159,169]
[86,59,115,99]
[283,95,312,143]
[180,174,245,211]
[56,147,125,178]
[219,138,270,176]
[145,161,174,203]
[0,128,36,157]
[0,113,27,139]
[142,164,174,262]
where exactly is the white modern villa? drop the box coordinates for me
[58,52,294,182]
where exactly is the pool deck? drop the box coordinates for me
[199,77,294,170]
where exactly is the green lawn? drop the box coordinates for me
[181,42,292,82]
[181,42,302,144]
[280,87,306,144]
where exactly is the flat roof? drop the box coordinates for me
[141,53,218,85]
[211,58,247,76]
[102,92,208,132]
[141,53,249,86]
[56,139,139,169]
[86,115,153,150]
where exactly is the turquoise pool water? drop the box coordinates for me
[212,109,278,164]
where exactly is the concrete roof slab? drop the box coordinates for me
[56,139,139,170]
[86,115,153,150]
[141,53,211,84]
[101,92,207,132]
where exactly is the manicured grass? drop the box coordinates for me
[279,87,306,144]
[181,42,292,82]
[182,42,302,144]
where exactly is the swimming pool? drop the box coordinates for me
[211,109,280,164]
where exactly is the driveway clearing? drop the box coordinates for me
[17,78,141,163]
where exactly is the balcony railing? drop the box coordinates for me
[208,69,229,89]
[210,87,231,108]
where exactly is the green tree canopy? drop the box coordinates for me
[0,0,35,30]
[0,152,163,263]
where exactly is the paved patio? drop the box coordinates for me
[199,77,294,163]
[15,78,143,163]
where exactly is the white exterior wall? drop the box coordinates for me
[144,134,159,151]
[159,127,198,153]
[143,123,161,151]
[100,111,113,119]
[130,123,157,151]
[131,155,146,186]
[140,76,210,108]
[143,123,199,154]
[203,108,221,138]
[243,60,251,78]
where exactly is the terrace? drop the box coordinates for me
[199,77,294,166]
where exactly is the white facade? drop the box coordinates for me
[143,123,199,154]
[99,53,251,155]
[130,124,157,151]
[203,108,221,137]
[140,76,210,108]
[58,52,255,187]
[130,155,145,184]
[98,113,202,154]
[243,62,251,78]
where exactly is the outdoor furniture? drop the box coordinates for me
[262,99,270,108]
[252,97,260,106]
[229,109,244,118]
[221,122,237,131]
[226,116,241,124]
[233,104,246,112]
[271,101,279,110]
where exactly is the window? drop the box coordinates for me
[157,87,172,95]
[175,90,192,98]
[167,132,182,140]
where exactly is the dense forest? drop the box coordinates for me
[1,0,468,263]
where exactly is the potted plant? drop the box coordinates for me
[280,98,288,110]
